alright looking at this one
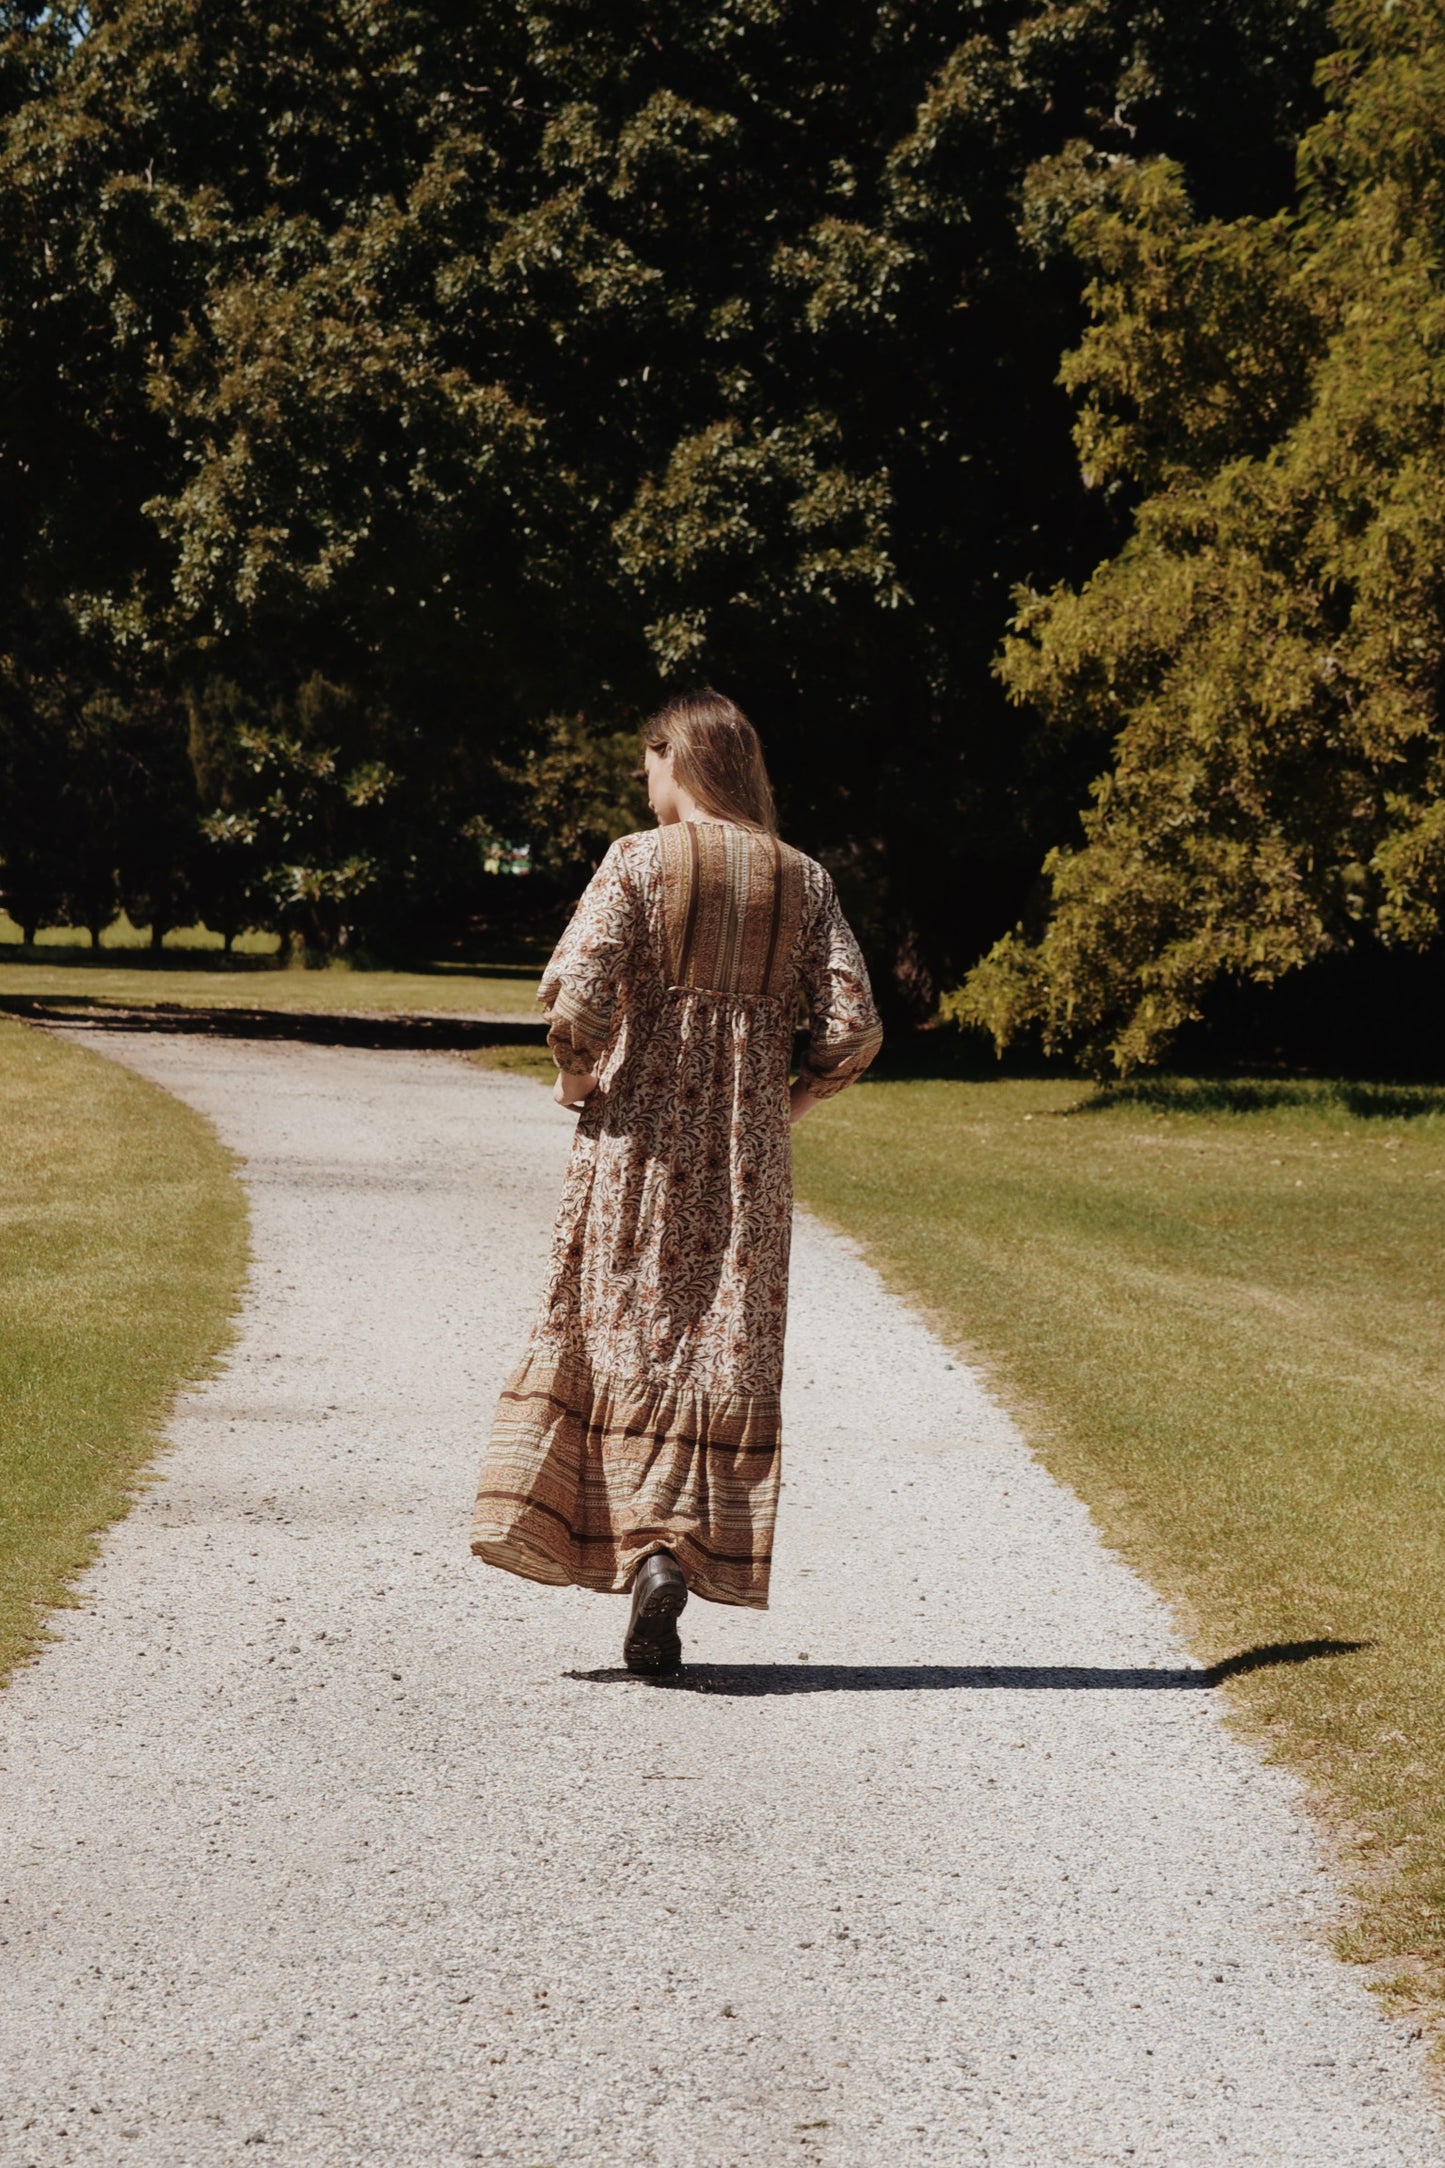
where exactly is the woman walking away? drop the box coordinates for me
[470,690,882,1673]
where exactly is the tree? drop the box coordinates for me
[504,714,649,880]
[0,706,68,944]
[952,0,1445,1072]
[188,675,446,954]
[0,686,134,947]
[0,2,1333,983]
[112,692,200,947]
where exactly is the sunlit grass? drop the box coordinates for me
[0,909,280,953]
[0,1020,248,1682]
[468,1043,558,1079]
[0,910,545,1015]
[793,1072,1445,2022]
[0,949,542,1017]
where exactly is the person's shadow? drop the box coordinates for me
[568,1639,1366,1695]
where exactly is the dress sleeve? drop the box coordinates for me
[797,873,883,1098]
[539,842,641,1075]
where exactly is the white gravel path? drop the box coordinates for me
[1,1033,1440,2168]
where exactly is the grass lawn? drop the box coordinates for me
[468,1043,560,1079]
[0,1020,247,1682]
[0,908,281,955]
[0,959,541,1018]
[0,928,542,1021]
[0,910,548,1018]
[793,1070,1445,2022]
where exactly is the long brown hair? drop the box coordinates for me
[643,689,779,835]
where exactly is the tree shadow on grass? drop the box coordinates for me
[0,993,548,1052]
[1078,1077,1445,1123]
[0,939,549,976]
[852,1026,1445,1114]
[568,1637,1367,1695]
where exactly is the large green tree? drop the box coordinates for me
[1,1,1330,979]
[955,0,1445,1071]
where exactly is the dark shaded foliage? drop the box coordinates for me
[0,0,1330,984]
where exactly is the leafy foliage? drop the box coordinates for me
[0,0,1330,976]
[953,0,1445,1072]
[188,677,408,952]
[0,678,196,945]
[502,715,650,880]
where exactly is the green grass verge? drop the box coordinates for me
[0,908,280,953]
[793,1072,1445,2020]
[0,956,540,1017]
[468,1043,559,1079]
[0,909,546,1017]
[0,1020,248,1682]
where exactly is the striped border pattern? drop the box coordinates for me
[471,1348,782,1609]
[659,823,807,1000]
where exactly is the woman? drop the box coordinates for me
[470,689,882,1673]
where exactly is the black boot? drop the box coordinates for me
[623,1552,688,1675]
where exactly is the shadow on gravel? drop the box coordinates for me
[569,1640,1367,1695]
[0,994,547,1052]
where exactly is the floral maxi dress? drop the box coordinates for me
[470,820,882,1608]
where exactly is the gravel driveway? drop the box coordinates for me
[0,1033,1439,2167]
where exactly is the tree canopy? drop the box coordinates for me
[2,0,1338,1012]
[954,0,1445,1070]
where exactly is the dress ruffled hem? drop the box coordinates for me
[470,1347,781,1609]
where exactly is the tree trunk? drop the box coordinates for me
[22,922,36,947]
[150,920,166,951]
